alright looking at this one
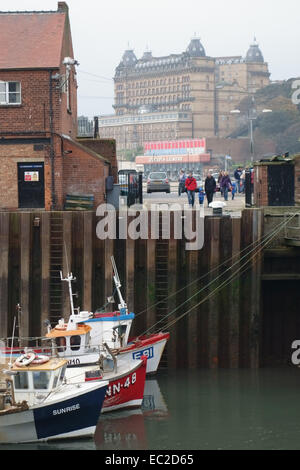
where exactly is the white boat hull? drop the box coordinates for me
[118,336,169,374]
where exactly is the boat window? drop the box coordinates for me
[70,336,81,351]
[52,368,61,389]
[14,372,29,390]
[56,337,67,353]
[33,371,51,390]
[59,365,67,385]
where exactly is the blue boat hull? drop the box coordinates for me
[0,384,107,443]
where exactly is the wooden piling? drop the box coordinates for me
[0,213,9,338]
[20,213,31,340]
[104,238,114,310]
[249,209,263,368]
[166,211,179,369]
[41,212,50,330]
[83,212,93,312]
[228,217,241,368]
[125,215,135,314]
[186,211,200,369]
[207,217,221,369]
[62,211,72,317]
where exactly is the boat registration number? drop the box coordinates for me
[132,346,154,361]
[106,373,137,397]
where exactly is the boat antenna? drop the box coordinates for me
[64,242,70,275]
[60,271,76,317]
[111,256,127,312]
[9,317,17,369]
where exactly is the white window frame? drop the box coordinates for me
[0,81,22,105]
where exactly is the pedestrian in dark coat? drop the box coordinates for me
[205,173,217,206]
[220,171,232,201]
[178,169,186,196]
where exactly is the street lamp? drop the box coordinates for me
[230,108,272,164]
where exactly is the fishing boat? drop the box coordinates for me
[0,356,108,443]
[0,286,148,414]
[60,257,169,374]
[0,256,169,380]
[44,317,148,413]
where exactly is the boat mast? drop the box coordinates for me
[60,271,76,317]
[111,256,127,312]
[9,317,17,369]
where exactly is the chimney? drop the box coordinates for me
[57,2,69,12]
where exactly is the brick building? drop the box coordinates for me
[0,2,117,211]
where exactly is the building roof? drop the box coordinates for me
[0,11,66,69]
[245,38,264,64]
[186,37,206,57]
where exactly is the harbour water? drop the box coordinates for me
[3,368,300,451]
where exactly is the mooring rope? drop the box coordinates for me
[133,214,293,320]
[139,214,297,336]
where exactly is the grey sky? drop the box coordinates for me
[1,0,299,117]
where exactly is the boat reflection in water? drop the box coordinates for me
[94,379,168,450]
[141,380,169,420]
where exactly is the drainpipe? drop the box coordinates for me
[49,70,56,210]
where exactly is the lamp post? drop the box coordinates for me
[230,108,272,164]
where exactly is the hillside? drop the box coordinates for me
[229,79,300,156]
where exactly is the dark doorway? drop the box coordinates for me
[268,164,294,206]
[18,162,45,209]
[261,280,300,367]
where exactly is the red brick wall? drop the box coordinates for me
[0,136,111,211]
[58,9,78,138]
[0,68,77,138]
[77,138,118,182]
[62,139,110,209]
[0,9,77,139]
[254,165,268,207]
[0,140,52,210]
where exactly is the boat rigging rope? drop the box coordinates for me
[133,214,294,320]
[139,213,297,336]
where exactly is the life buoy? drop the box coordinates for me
[32,355,50,365]
[55,324,67,331]
[15,352,36,367]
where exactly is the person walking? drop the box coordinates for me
[198,187,205,206]
[185,171,197,208]
[218,170,225,197]
[231,181,237,200]
[234,167,242,193]
[205,172,217,206]
[220,171,232,202]
[240,169,246,193]
[178,169,186,196]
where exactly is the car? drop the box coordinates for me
[147,172,171,194]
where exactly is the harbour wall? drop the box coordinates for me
[0,208,299,369]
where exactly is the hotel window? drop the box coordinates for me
[0,81,21,105]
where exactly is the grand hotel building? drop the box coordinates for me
[98,38,270,155]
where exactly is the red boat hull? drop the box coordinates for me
[86,357,147,414]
